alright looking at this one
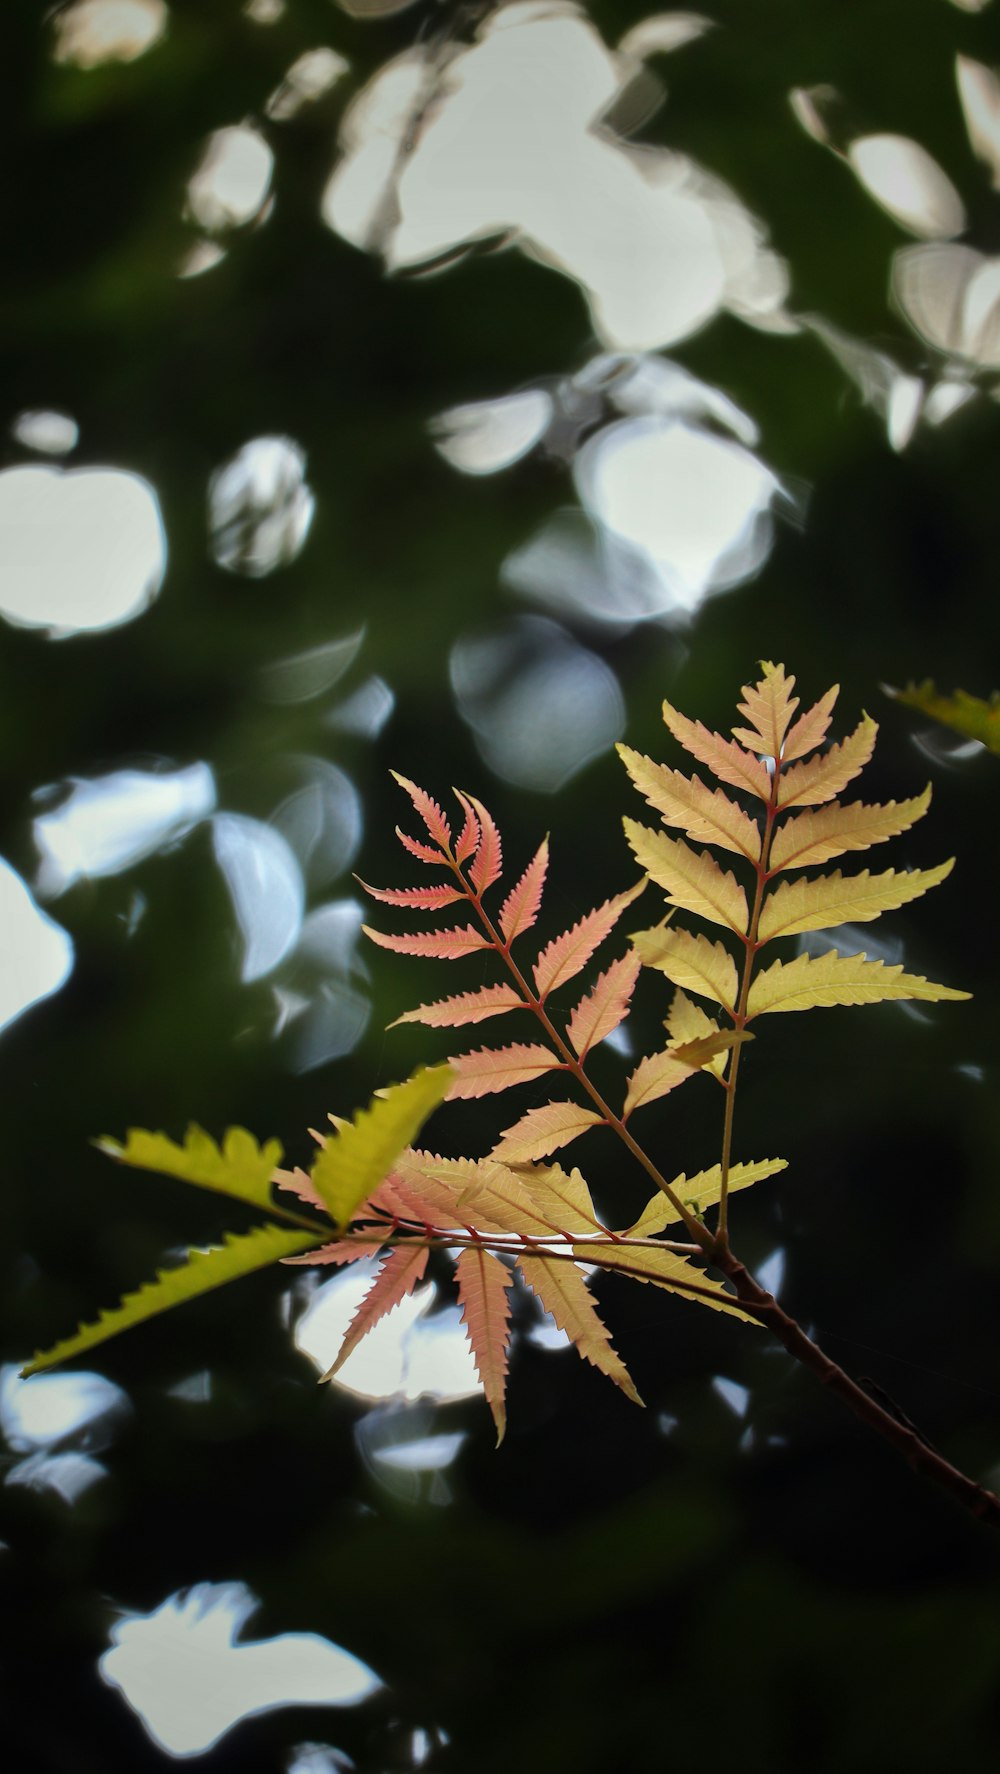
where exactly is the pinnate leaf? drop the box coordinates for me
[22,1223,322,1375]
[462,793,503,893]
[446,1043,562,1099]
[310,1065,453,1227]
[533,878,646,998]
[499,838,548,943]
[491,1101,603,1164]
[769,788,932,871]
[891,681,1000,755]
[625,1157,789,1237]
[359,880,465,911]
[455,1245,513,1444]
[758,860,954,942]
[364,923,490,959]
[630,923,739,1014]
[390,985,524,1028]
[617,745,761,860]
[747,949,970,1018]
[516,1253,643,1404]
[98,1125,284,1212]
[777,715,878,808]
[731,662,799,759]
[623,820,747,934]
[781,684,839,762]
[661,698,771,800]
[321,1243,429,1381]
[567,949,642,1056]
[390,772,451,849]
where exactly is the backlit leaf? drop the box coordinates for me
[396,827,446,865]
[310,1065,453,1227]
[22,1223,322,1375]
[891,681,1000,755]
[566,950,642,1056]
[777,715,878,808]
[454,795,480,863]
[446,1043,562,1099]
[576,1242,758,1323]
[665,988,725,1080]
[617,745,761,860]
[455,1245,513,1444]
[461,793,503,893]
[731,661,799,758]
[283,1237,386,1266]
[359,880,465,910]
[630,923,739,1014]
[390,772,451,848]
[623,1047,698,1117]
[499,838,548,943]
[625,1157,789,1237]
[781,684,840,762]
[747,949,970,1017]
[661,698,771,800]
[533,879,647,998]
[516,1253,643,1404]
[491,1101,603,1163]
[321,1243,429,1381]
[390,985,524,1028]
[769,788,932,870]
[98,1125,283,1213]
[515,1162,603,1235]
[364,922,490,958]
[758,860,954,941]
[623,820,748,934]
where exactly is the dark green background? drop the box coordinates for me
[4,1,1000,1768]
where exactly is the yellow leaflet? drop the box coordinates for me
[623,819,747,934]
[311,1065,453,1227]
[516,1253,643,1404]
[777,715,877,808]
[576,1243,759,1325]
[617,745,761,861]
[731,662,799,759]
[666,988,725,1079]
[769,788,931,871]
[97,1125,283,1212]
[624,1049,699,1117]
[630,923,739,1014]
[758,860,954,942]
[624,1157,788,1237]
[747,949,970,1017]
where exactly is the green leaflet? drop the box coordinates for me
[311,1064,454,1227]
[625,1158,789,1237]
[891,681,1000,756]
[97,1125,284,1212]
[22,1223,322,1375]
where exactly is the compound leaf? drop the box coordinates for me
[97,1125,284,1213]
[310,1065,453,1227]
[758,860,954,942]
[630,922,739,1014]
[623,821,747,934]
[769,788,932,871]
[747,950,970,1018]
[617,745,761,861]
[22,1223,322,1376]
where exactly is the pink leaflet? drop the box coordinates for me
[661,701,771,800]
[454,1245,513,1443]
[566,949,642,1057]
[446,1043,563,1099]
[462,793,503,894]
[364,923,491,959]
[533,878,646,999]
[321,1243,430,1379]
[491,1100,603,1163]
[395,826,446,865]
[499,838,549,944]
[273,1164,327,1212]
[282,1237,386,1266]
[390,984,525,1029]
[359,880,465,911]
[390,772,452,849]
[453,794,480,864]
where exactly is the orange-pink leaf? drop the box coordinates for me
[364,923,490,959]
[454,1245,513,1443]
[499,838,549,944]
[395,827,446,865]
[566,950,642,1057]
[781,684,839,762]
[453,795,480,864]
[321,1243,430,1380]
[273,1164,328,1211]
[390,772,451,849]
[662,698,771,800]
[533,878,646,999]
[390,985,525,1029]
[447,1043,563,1099]
[622,1047,698,1118]
[491,1101,603,1163]
[777,715,878,808]
[359,880,465,911]
[462,793,503,893]
[516,1253,643,1404]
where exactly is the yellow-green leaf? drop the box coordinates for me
[891,681,1000,755]
[747,949,970,1017]
[769,788,932,871]
[576,1242,759,1324]
[617,745,761,861]
[516,1252,643,1404]
[21,1223,322,1375]
[624,1157,788,1237]
[777,715,878,808]
[96,1125,284,1212]
[758,860,954,942]
[311,1064,453,1227]
[731,662,800,759]
[630,923,739,1014]
[623,819,747,934]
